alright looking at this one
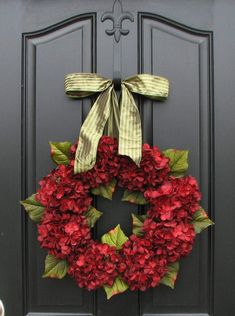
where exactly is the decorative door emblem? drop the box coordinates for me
[101,0,134,42]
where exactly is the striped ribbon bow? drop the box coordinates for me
[65,73,169,174]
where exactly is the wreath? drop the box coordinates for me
[21,73,213,299]
[21,136,213,299]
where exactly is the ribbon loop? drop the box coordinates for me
[65,73,112,98]
[123,74,169,99]
[65,73,169,174]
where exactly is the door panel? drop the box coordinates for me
[139,14,212,314]
[1,1,235,316]
[23,14,95,315]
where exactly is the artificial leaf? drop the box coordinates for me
[20,194,44,222]
[192,207,214,234]
[43,254,68,279]
[163,149,189,177]
[49,141,72,165]
[122,190,148,205]
[160,262,179,289]
[85,206,103,228]
[101,224,128,250]
[132,213,147,236]
[103,277,129,299]
[91,179,117,200]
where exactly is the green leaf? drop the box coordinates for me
[103,277,129,299]
[91,179,117,200]
[160,262,179,289]
[101,224,128,250]
[20,194,44,222]
[49,141,72,165]
[85,206,103,228]
[122,190,148,205]
[192,207,214,234]
[132,214,147,236]
[163,149,189,177]
[43,254,68,279]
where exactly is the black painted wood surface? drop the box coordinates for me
[0,1,234,316]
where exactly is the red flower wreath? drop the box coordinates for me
[21,136,213,299]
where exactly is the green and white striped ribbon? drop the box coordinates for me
[65,73,169,174]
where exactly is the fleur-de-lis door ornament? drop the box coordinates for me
[101,0,134,42]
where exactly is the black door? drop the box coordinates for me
[0,0,235,315]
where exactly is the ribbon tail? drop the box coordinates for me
[106,89,120,138]
[119,84,142,166]
[74,86,113,173]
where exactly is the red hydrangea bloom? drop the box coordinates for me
[119,235,168,291]
[68,242,120,290]
[69,136,120,189]
[36,164,92,213]
[38,211,91,259]
[145,176,201,221]
[118,144,170,192]
[143,218,196,262]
